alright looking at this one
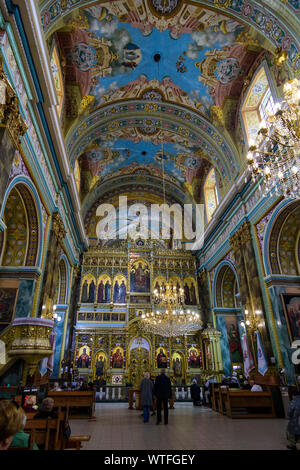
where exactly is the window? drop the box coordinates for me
[242,67,276,145]
[204,168,218,223]
[51,45,64,118]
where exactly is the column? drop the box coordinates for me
[230,220,273,358]
[38,213,66,318]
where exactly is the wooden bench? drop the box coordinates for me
[47,391,95,419]
[23,408,90,450]
[222,389,276,418]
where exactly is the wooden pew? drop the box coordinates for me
[218,387,229,415]
[47,390,95,419]
[23,408,91,450]
[24,416,62,450]
[211,384,219,411]
[223,389,276,418]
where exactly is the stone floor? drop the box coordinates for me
[69,403,289,450]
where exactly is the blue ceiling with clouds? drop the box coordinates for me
[50,1,266,202]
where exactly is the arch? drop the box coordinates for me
[213,261,240,308]
[56,255,70,305]
[0,178,42,267]
[82,175,189,226]
[66,101,239,182]
[264,199,300,275]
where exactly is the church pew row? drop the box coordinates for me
[212,387,276,418]
[16,408,91,450]
[47,390,95,419]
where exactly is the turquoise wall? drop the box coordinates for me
[268,286,296,384]
[216,315,232,377]
[15,280,36,318]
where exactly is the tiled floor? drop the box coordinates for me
[69,403,288,450]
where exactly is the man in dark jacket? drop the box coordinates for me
[287,391,300,450]
[154,369,172,425]
[191,379,201,406]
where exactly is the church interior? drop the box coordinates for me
[0,0,300,452]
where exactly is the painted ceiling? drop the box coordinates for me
[45,0,281,216]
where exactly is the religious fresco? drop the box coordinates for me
[81,274,97,303]
[187,346,201,368]
[172,352,183,378]
[44,0,272,210]
[112,274,127,303]
[130,259,150,293]
[95,350,107,377]
[0,286,18,324]
[55,2,249,121]
[111,346,124,368]
[281,294,300,343]
[156,346,168,368]
[224,315,243,364]
[77,138,212,193]
[97,274,111,303]
[183,277,197,305]
[77,345,91,368]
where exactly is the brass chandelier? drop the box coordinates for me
[247,78,300,198]
[140,283,202,337]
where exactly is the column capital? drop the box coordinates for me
[0,59,27,148]
[238,220,252,245]
[229,230,241,252]
[52,212,66,243]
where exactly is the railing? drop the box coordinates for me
[94,385,204,402]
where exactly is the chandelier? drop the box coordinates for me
[247,78,300,198]
[140,283,202,337]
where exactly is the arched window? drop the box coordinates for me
[50,44,64,118]
[242,66,276,145]
[204,168,218,223]
[74,160,81,194]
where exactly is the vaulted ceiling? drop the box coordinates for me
[38,0,296,231]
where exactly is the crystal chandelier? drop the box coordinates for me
[247,78,300,198]
[140,283,202,337]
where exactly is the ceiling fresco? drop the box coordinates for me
[78,138,213,197]
[43,0,290,221]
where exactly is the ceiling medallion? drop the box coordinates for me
[148,0,183,17]
[138,119,159,136]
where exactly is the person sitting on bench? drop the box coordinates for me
[34,398,57,419]
[249,378,263,392]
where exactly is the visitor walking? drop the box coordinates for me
[140,372,154,423]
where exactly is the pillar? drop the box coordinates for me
[38,212,66,318]
[230,220,273,359]
[0,60,27,217]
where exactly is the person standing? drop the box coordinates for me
[287,391,300,450]
[140,372,154,423]
[191,379,201,406]
[154,369,172,425]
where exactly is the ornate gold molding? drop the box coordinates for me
[0,59,27,148]
[52,212,66,243]
[238,220,252,245]
[229,230,240,252]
